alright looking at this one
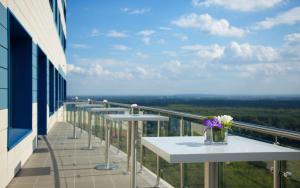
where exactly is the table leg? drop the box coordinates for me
[95,120,118,170]
[204,162,219,188]
[130,121,138,188]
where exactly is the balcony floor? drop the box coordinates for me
[7,122,160,188]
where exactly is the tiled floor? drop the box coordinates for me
[7,122,166,188]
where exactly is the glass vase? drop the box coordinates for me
[204,127,213,145]
[212,128,228,144]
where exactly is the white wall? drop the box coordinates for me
[0,0,67,187]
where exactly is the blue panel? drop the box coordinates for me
[32,43,37,55]
[0,25,7,48]
[32,67,37,79]
[0,46,7,68]
[32,91,37,103]
[0,3,7,28]
[32,79,37,90]
[32,54,37,68]
[8,128,32,149]
[0,67,7,88]
[0,88,7,108]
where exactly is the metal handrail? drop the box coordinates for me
[107,101,300,142]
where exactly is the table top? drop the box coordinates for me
[104,114,169,121]
[87,107,129,113]
[141,136,300,163]
[76,104,105,108]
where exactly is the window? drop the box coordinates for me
[8,11,32,149]
[49,62,55,115]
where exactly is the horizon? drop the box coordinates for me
[67,0,300,95]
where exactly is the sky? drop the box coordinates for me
[66,0,300,96]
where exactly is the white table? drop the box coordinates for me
[104,114,169,188]
[142,136,300,188]
[87,108,129,170]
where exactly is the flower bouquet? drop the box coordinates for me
[203,115,233,145]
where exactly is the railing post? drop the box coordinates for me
[139,108,144,172]
[180,117,184,188]
[155,112,161,187]
[273,136,281,188]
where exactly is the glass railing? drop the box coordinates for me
[63,101,300,188]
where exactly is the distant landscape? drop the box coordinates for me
[70,94,300,132]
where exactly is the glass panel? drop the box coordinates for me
[184,120,205,187]
[220,161,273,188]
[282,161,300,188]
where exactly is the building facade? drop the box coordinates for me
[0,0,67,187]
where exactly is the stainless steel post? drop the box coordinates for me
[72,106,77,139]
[180,117,184,188]
[89,111,93,149]
[127,122,132,172]
[273,137,281,188]
[130,120,138,188]
[204,162,219,188]
[139,121,144,172]
[155,115,161,187]
[95,119,118,170]
[118,121,121,153]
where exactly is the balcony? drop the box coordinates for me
[7,100,300,188]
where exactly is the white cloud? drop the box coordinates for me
[163,51,177,57]
[228,42,279,62]
[174,33,189,41]
[72,43,89,49]
[159,26,172,31]
[67,64,85,74]
[255,7,300,29]
[281,32,300,59]
[112,44,131,51]
[142,37,150,45]
[137,30,156,36]
[121,7,150,15]
[230,62,297,78]
[192,0,284,12]
[172,13,245,37]
[181,44,225,60]
[163,60,182,74]
[136,52,149,59]
[89,28,101,37]
[107,30,128,38]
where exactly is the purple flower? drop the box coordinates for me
[203,117,223,129]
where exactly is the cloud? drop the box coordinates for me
[71,43,89,49]
[107,30,128,38]
[181,44,225,60]
[137,30,156,36]
[163,51,177,57]
[192,0,284,12]
[174,33,189,41]
[281,32,300,59]
[163,60,182,74]
[172,13,245,37]
[121,7,150,15]
[89,28,101,37]
[67,64,85,74]
[159,26,172,31]
[112,44,131,51]
[255,7,300,29]
[228,42,279,62]
[137,30,155,45]
[136,52,149,59]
